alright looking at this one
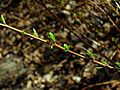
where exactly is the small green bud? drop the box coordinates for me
[63,44,70,52]
[33,28,38,37]
[21,30,26,34]
[0,15,6,24]
[87,50,94,58]
[48,32,55,42]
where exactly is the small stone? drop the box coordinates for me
[61,10,71,16]
[72,76,81,83]
[65,5,71,10]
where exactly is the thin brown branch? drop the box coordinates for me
[93,59,113,69]
[82,80,120,90]
[0,23,48,43]
[38,0,115,66]
[54,43,85,58]
[0,23,117,70]
[0,23,85,58]
[88,0,120,33]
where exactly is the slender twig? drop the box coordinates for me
[0,23,85,58]
[0,23,48,43]
[38,0,115,66]
[93,59,113,69]
[88,0,120,33]
[88,0,120,50]
[54,43,85,58]
[105,0,120,16]
[82,80,120,90]
[0,23,117,69]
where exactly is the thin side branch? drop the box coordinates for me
[0,23,85,58]
[38,0,115,66]
[82,80,120,90]
[0,23,116,69]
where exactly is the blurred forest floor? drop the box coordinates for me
[0,0,120,90]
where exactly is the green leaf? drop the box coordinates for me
[87,50,94,58]
[115,61,120,68]
[33,28,38,37]
[48,32,55,42]
[0,15,6,24]
[21,30,26,34]
[63,44,70,52]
